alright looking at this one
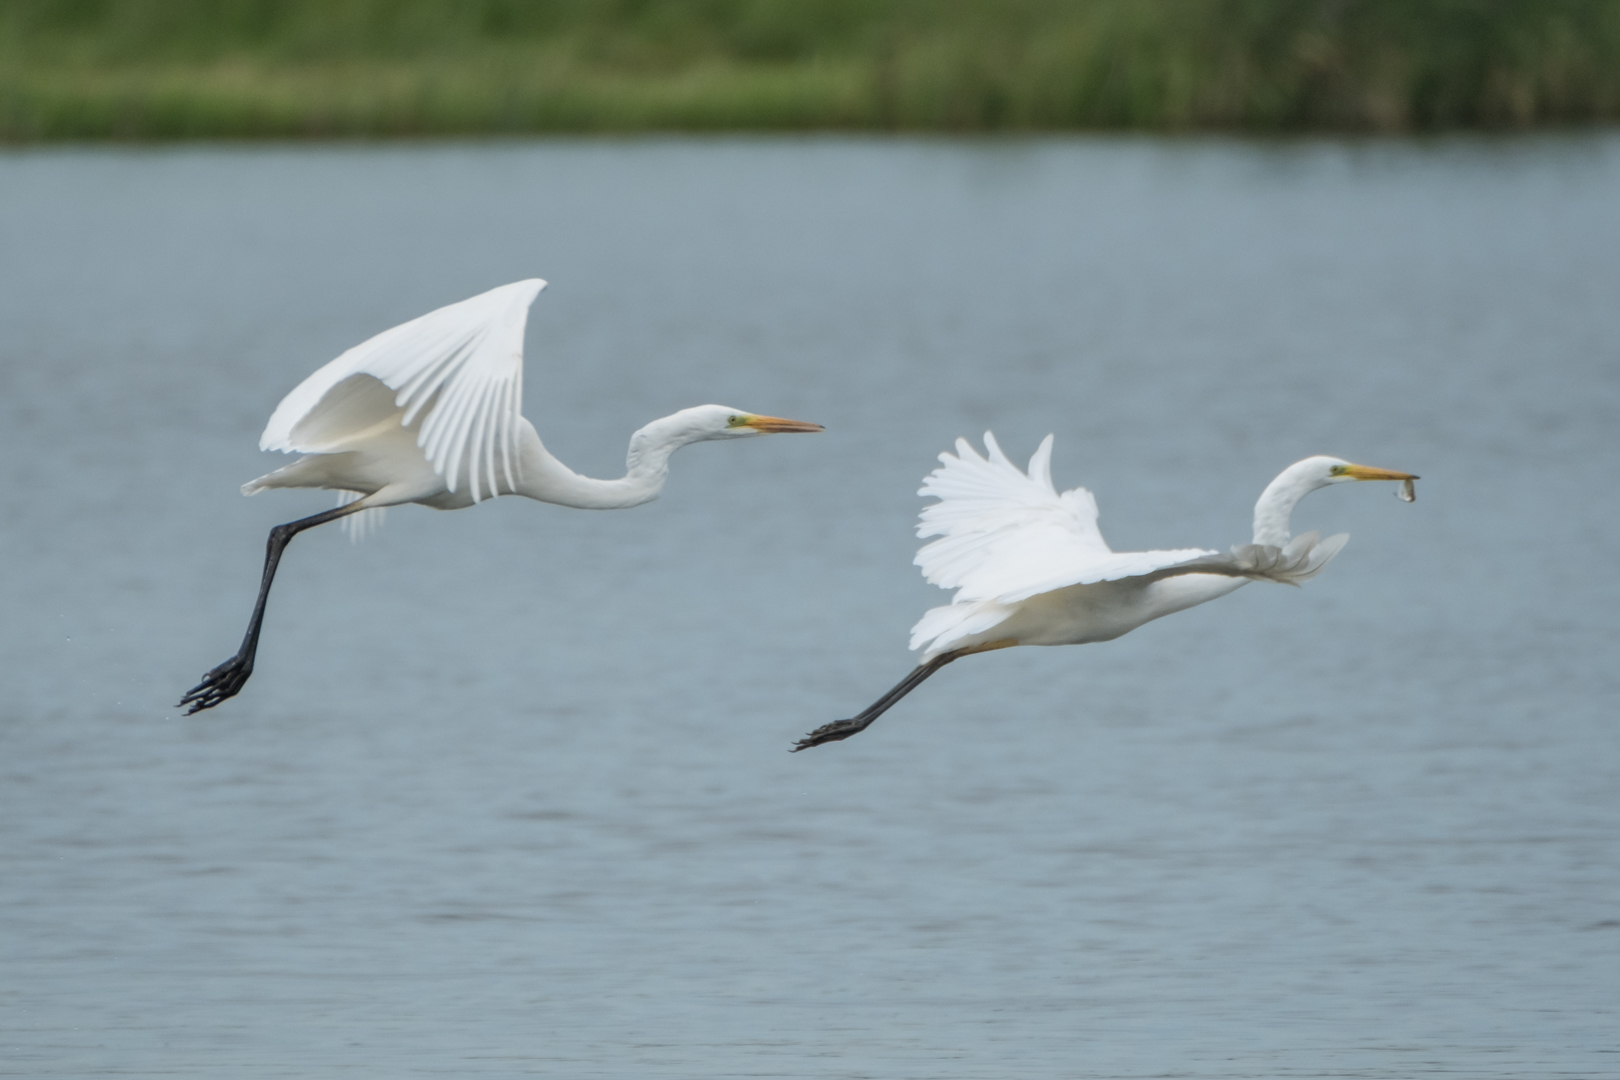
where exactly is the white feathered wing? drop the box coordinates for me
[258,278,545,505]
[908,434,1215,655]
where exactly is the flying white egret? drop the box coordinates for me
[181,279,822,714]
[793,434,1416,750]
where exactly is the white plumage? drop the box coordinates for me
[251,279,539,509]
[182,279,822,714]
[794,434,1415,750]
[911,434,1214,638]
[261,279,536,500]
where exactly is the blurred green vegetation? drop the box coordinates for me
[2,0,1618,139]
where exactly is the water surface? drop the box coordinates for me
[1,136,1617,1077]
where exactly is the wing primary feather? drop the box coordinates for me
[498,379,520,491]
[399,334,477,426]
[492,379,509,494]
[497,376,517,493]
[1027,434,1055,493]
[465,377,494,502]
[473,376,502,502]
[496,377,516,493]
[466,374,505,502]
[491,379,512,493]
[426,377,476,492]
[395,344,457,421]
[395,326,478,419]
[509,372,525,484]
[442,377,484,495]
[481,386,500,502]
[480,387,498,502]
[417,380,458,479]
[475,376,503,500]
[467,388,487,502]
[437,368,487,479]
[397,357,453,427]
[982,431,1010,470]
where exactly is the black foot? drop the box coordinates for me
[791,718,867,751]
[179,654,253,715]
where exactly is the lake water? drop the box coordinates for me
[1,136,1617,1078]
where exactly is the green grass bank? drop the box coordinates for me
[3,0,1619,140]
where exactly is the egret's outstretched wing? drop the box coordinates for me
[915,433,1214,605]
[260,279,545,503]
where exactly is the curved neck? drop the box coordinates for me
[621,413,697,498]
[1252,463,1330,546]
[512,413,709,510]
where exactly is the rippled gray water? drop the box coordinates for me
[2,136,1617,1078]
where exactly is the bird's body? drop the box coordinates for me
[931,570,1249,654]
[793,434,1415,750]
[181,279,821,714]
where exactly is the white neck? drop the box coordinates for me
[1251,460,1333,546]
[512,412,715,510]
[620,412,706,501]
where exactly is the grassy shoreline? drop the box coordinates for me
[4,1,1619,141]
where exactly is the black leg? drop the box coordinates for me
[179,503,362,715]
[791,648,968,751]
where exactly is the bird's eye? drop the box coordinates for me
[727,415,744,427]
[1329,464,1348,476]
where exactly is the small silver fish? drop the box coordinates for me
[1396,478,1416,503]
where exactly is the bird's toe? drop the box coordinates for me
[179,656,252,715]
[791,718,863,751]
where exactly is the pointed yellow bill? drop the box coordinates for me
[1333,463,1419,481]
[741,415,824,433]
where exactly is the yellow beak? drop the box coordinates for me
[1338,463,1419,481]
[743,415,825,434]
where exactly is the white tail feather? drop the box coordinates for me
[336,490,388,542]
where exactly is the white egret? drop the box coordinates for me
[793,434,1415,750]
[181,279,822,714]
